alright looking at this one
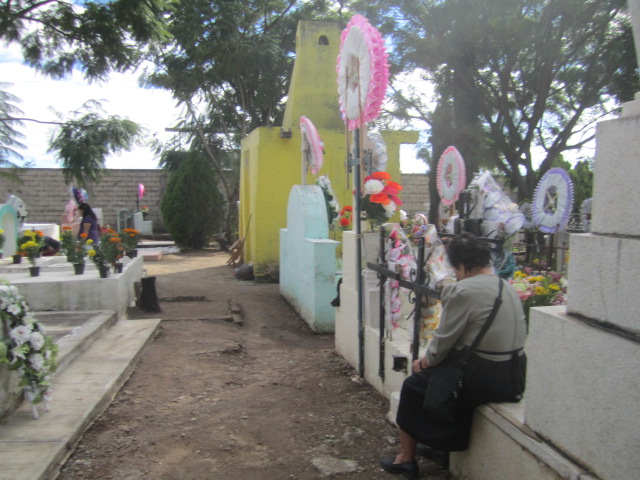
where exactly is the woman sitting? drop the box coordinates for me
[381,233,527,479]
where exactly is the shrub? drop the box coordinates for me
[161,153,224,249]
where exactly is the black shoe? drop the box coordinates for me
[416,444,449,468]
[379,457,419,479]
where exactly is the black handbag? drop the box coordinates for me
[422,279,504,423]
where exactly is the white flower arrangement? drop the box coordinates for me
[316,175,340,229]
[0,282,58,418]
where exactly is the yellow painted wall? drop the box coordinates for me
[239,21,419,276]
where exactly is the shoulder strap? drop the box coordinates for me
[460,278,503,365]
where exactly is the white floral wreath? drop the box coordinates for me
[316,175,340,229]
[0,282,58,419]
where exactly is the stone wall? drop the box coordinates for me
[0,168,168,232]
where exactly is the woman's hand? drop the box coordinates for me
[412,357,428,373]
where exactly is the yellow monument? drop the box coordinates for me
[239,20,418,279]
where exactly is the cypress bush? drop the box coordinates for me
[161,153,224,249]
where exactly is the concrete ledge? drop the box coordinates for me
[0,318,161,480]
[566,234,640,332]
[451,401,599,480]
[0,256,143,319]
[525,306,639,479]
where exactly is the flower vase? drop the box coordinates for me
[73,263,85,275]
[12,254,22,264]
[99,266,109,278]
[127,249,138,259]
[114,263,123,274]
[29,266,40,277]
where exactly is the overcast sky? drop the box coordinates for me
[2,43,427,173]
[2,43,179,170]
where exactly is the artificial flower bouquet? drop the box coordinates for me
[361,171,403,228]
[338,206,353,231]
[0,281,58,418]
[510,269,567,319]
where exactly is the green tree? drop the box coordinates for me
[0,83,27,174]
[145,0,343,240]
[1,0,175,81]
[354,0,638,216]
[48,100,144,186]
[551,156,593,213]
[1,1,176,182]
[160,152,224,249]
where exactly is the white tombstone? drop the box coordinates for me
[133,212,153,235]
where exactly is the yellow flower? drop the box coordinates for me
[88,250,96,257]
[86,239,94,245]
[549,283,560,291]
[534,286,546,295]
[21,241,39,250]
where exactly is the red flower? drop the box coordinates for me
[340,217,350,227]
[386,180,403,191]
[370,193,391,205]
[371,171,391,180]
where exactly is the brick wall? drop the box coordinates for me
[0,169,430,234]
[400,173,430,216]
[0,168,169,232]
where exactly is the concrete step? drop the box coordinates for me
[0,318,161,480]
[38,310,118,376]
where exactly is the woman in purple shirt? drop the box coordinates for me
[77,203,100,243]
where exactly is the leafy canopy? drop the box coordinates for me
[353,0,638,202]
[48,100,144,186]
[1,0,176,81]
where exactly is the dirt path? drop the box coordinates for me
[57,249,447,479]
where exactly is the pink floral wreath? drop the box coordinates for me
[336,15,389,130]
[300,116,324,175]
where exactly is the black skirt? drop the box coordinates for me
[396,350,525,452]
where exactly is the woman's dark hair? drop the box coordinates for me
[78,203,97,220]
[447,232,491,271]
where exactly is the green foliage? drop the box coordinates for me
[353,0,638,205]
[551,156,594,213]
[48,100,144,186]
[1,0,176,81]
[161,153,224,249]
[144,0,340,138]
[0,83,28,172]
